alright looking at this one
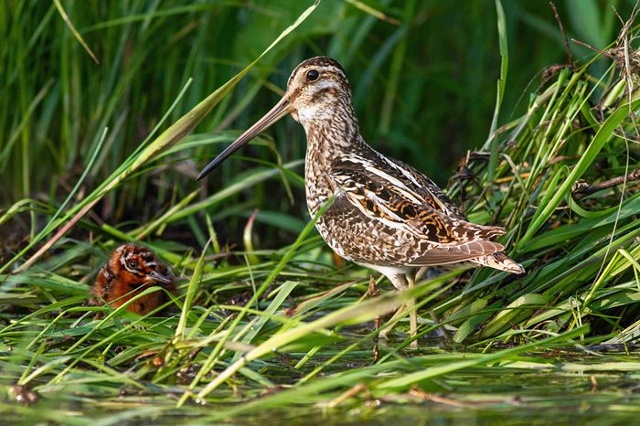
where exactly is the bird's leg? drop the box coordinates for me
[379,273,419,348]
[406,274,418,348]
[367,275,381,362]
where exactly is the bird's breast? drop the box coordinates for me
[304,156,336,216]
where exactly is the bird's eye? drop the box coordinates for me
[306,69,319,81]
[128,261,138,269]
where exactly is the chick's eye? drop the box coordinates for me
[306,69,319,81]
[128,261,138,269]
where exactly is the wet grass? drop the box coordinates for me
[1,0,640,424]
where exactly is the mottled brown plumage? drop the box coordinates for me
[197,56,524,340]
[91,243,177,315]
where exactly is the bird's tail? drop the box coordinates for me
[471,251,525,274]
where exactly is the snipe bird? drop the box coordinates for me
[91,243,177,315]
[197,56,524,341]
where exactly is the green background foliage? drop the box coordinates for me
[1,1,639,423]
[2,1,633,226]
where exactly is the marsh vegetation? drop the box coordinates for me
[1,1,639,423]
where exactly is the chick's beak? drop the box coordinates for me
[146,270,172,285]
[196,95,292,180]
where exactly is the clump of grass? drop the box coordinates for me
[1,1,640,423]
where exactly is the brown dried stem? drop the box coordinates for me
[572,168,640,200]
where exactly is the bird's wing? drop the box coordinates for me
[327,194,504,266]
[330,155,505,245]
[406,240,504,266]
[378,154,468,220]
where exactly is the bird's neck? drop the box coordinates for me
[306,121,359,156]
[299,100,365,159]
[301,106,369,215]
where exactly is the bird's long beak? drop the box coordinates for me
[196,96,292,180]
[146,270,172,285]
